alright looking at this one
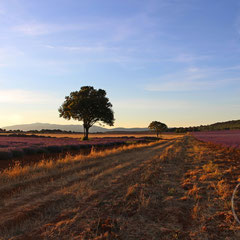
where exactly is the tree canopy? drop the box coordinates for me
[148,121,168,138]
[59,86,114,140]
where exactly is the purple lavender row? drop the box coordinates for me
[0,136,153,160]
[192,130,240,149]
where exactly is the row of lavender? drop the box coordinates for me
[192,130,240,149]
[0,135,154,160]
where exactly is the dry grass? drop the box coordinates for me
[0,140,162,183]
[1,135,240,239]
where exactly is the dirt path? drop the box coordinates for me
[1,136,240,239]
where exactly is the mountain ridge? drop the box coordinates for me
[2,123,149,132]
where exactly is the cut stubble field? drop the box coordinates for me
[0,135,240,239]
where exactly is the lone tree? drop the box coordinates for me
[59,86,114,140]
[148,121,168,138]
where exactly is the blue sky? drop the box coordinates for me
[0,0,240,128]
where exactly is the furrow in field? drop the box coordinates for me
[0,148,151,217]
[21,138,188,239]
[25,135,240,240]
[0,140,169,200]
[0,141,175,239]
[0,141,171,212]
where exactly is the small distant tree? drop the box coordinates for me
[148,121,168,138]
[59,86,114,140]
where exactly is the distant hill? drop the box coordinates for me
[2,123,149,133]
[168,119,240,133]
[3,123,105,132]
[206,119,240,130]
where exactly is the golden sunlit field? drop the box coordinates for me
[27,132,185,139]
[0,136,240,240]
[0,135,240,239]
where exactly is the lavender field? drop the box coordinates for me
[193,130,240,149]
[0,135,149,160]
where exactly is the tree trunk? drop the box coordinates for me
[85,127,89,140]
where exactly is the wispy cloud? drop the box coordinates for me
[146,80,216,92]
[11,10,156,41]
[13,23,52,36]
[145,67,239,92]
[61,45,118,53]
[114,98,190,110]
[0,89,60,104]
[168,53,210,63]
[12,23,87,36]
[12,17,140,39]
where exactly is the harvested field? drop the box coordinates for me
[0,136,240,239]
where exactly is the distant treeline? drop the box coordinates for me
[167,120,240,133]
[1,120,240,134]
[0,129,82,134]
[30,129,82,134]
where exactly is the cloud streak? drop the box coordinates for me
[114,98,190,110]
[0,89,60,104]
[145,67,240,92]
[61,45,118,53]
[168,53,210,63]
[12,23,87,36]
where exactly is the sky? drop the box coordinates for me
[0,0,240,128]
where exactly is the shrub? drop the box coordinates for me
[46,145,62,153]
[35,147,49,154]
[0,150,13,160]
[69,145,81,150]
[22,147,38,155]
[11,149,24,158]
